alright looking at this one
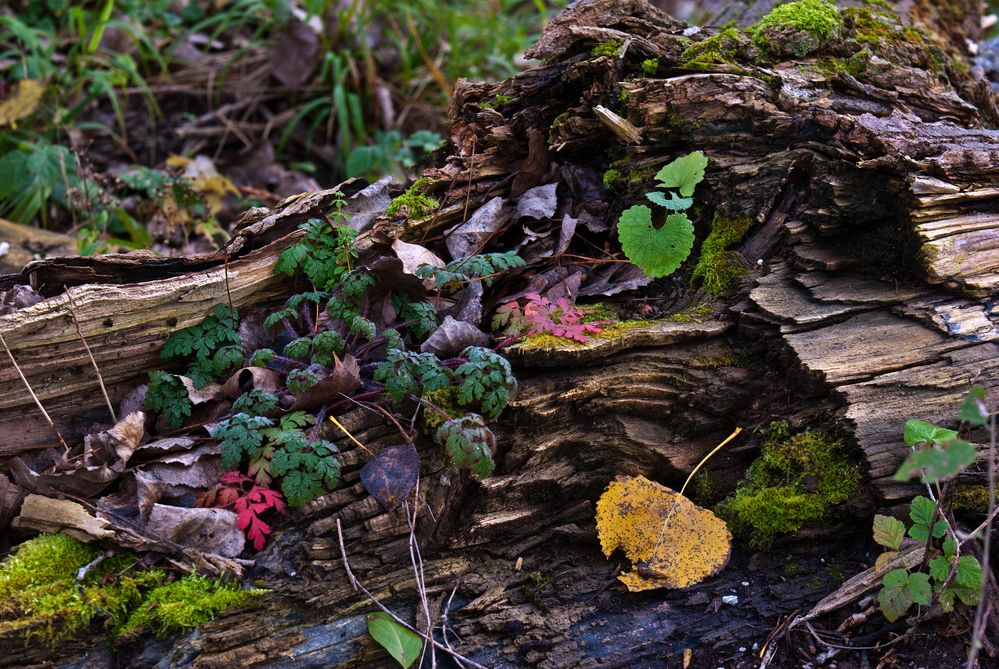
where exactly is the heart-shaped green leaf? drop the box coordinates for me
[368,612,423,668]
[654,151,708,197]
[617,206,695,278]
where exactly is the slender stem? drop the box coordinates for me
[65,287,117,423]
[335,519,490,669]
[966,410,996,669]
[0,331,70,452]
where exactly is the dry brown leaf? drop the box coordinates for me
[0,79,44,128]
[595,475,732,592]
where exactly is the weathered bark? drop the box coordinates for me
[3,0,999,666]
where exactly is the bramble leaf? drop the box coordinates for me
[617,206,695,278]
[872,514,905,550]
[960,386,989,427]
[903,419,957,447]
[895,439,977,483]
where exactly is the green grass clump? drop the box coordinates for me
[752,0,844,57]
[716,422,860,548]
[0,533,261,645]
[641,58,659,76]
[692,214,753,294]
[385,178,439,219]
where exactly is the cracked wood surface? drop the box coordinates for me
[2,0,999,666]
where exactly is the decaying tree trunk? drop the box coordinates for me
[3,0,999,666]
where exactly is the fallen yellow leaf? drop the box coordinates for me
[0,79,44,128]
[596,474,732,592]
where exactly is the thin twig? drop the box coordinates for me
[406,479,436,669]
[0,331,70,452]
[65,287,116,423]
[335,519,490,669]
[223,253,235,320]
[967,409,997,669]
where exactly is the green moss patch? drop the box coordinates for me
[386,178,439,219]
[716,422,860,548]
[692,214,753,294]
[752,0,844,57]
[591,40,622,58]
[0,533,262,646]
[682,28,754,70]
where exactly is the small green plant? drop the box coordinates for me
[641,58,659,76]
[616,151,707,278]
[415,251,525,290]
[385,178,439,218]
[591,39,622,58]
[872,387,989,623]
[276,191,358,290]
[144,370,192,429]
[160,304,241,387]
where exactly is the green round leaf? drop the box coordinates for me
[617,206,694,278]
[654,151,708,197]
[367,612,423,668]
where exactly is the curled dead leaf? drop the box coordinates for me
[595,475,732,592]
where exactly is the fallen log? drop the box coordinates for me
[2,0,999,666]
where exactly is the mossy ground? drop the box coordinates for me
[385,178,439,219]
[716,421,860,548]
[591,40,622,58]
[0,533,262,646]
[692,214,753,295]
[682,28,754,70]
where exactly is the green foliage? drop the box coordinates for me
[716,424,859,548]
[367,612,423,668]
[145,371,192,429]
[435,413,497,478]
[454,346,517,419]
[232,388,278,415]
[641,58,659,76]
[895,418,977,484]
[617,208,695,279]
[617,152,707,278]
[682,28,752,70]
[0,533,259,644]
[692,214,753,294]
[392,295,439,339]
[276,200,358,291]
[214,410,339,506]
[160,304,241,387]
[415,252,525,290]
[873,388,990,623]
[287,367,320,395]
[385,178,439,219]
[374,349,453,402]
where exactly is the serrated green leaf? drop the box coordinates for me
[617,207,695,278]
[943,536,956,558]
[883,568,908,588]
[907,572,931,605]
[367,612,423,669]
[909,496,935,527]
[956,555,983,590]
[895,439,977,483]
[903,419,958,447]
[878,583,912,622]
[645,191,693,211]
[929,556,951,583]
[873,514,905,550]
[654,151,708,197]
[960,386,989,427]
[280,468,323,506]
[932,519,949,539]
[938,586,956,612]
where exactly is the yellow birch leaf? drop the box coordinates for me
[0,79,44,128]
[596,474,732,592]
